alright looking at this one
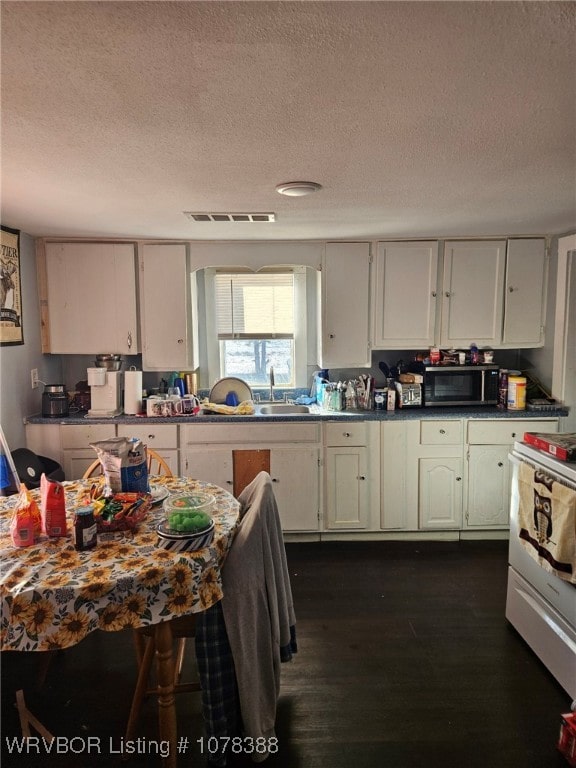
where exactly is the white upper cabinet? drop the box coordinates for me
[502,238,546,346]
[43,242,139,354]
[372,241,439,349]
[440,240,506,347]
[319,242,371,368]
[139,244,198,370]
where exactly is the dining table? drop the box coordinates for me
[0,474,240,767]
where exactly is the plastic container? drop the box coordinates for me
[164,492,215,533]
[507,375,527,410]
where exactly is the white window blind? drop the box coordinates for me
[215,273,294,338]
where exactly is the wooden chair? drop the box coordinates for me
[124,615,201,746]
[82,448,173,479]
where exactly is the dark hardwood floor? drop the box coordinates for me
[1,540,572,767]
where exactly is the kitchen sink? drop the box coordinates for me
[258,404,311,415]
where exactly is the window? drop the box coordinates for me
[204,268,308,387]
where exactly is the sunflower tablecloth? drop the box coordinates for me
[0,476,239,652]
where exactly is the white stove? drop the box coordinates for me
[506,441,576,703]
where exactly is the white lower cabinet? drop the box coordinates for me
[418,457,463,529]
[464,418,559,529]
[381,416,560,533]
[325,446,369,528]
[180,423,321,532]
[466,445,510,527]
[324,421,380,531]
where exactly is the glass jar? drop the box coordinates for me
[74,505,97,551]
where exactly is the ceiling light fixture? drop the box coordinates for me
[275,181,322,197]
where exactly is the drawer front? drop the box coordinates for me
[420,420,462,445]
[181,422,320,445]
[117,424,178,448]
[61,424,116,449]
[467,419,559,445]
[325,421,368,446]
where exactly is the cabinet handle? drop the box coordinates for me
[148,434,155,440]
[272,478,279,482]
[439,429,446,434]
[343,432,351,437]
[498,462,504,467]
[127,331,132,349]
[177,338,184,344]
[445,291,451,298]
[431,291,437,297]
[511,432,516,438]
[226,480,233,485]
[358,475,366,481]
[456,476,462,481]
[508,286,515,293]
[329,333,335,339]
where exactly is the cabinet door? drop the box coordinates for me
[419,457,463,528]
[380,421,419,530]
[270,447,320,531]
[140,244,198,370]
[503,239,546,346]
[45,243,138,354]
[63,450,101,481]
[441,241,506,347]
[319,243,371,368]
[325,446,368,529]
[466,445,510,527]
[372,241,439,348]
[181,447,234,491]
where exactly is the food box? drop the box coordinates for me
[523,432,576,462]
[558,712,576,767]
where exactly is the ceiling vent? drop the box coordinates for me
[184,212,276,223]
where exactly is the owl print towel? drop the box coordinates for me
[517,461,576,584]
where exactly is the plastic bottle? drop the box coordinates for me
[470,342,479,365]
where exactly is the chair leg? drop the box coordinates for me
[173,638,187,685]
[124,635,156,748]
[132,629,146,667]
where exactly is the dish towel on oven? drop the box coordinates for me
[195,471,297,765]
[517,460,576,583]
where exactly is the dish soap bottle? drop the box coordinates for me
[470,342,479,365]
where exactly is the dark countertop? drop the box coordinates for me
[25,405,568,426]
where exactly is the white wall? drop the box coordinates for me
[0,232,61,450]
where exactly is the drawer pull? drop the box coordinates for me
[148,434,155,440]
[358,475,366,481]
[511,432,516,438]
[498,461,504,467]
[343,432,351,437]
[456,476,462,482]
[226,480,233,485]
[272,478,279,483]
[439,429,446,435]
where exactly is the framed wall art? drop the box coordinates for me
[0,225,24,346]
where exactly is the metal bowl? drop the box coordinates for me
[93,360,123,371]
[96,353,122,361]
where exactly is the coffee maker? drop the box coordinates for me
[87,368,123,417]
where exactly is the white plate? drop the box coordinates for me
[209,377,253,405]
[150,484,170,507]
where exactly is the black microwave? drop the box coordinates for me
[423,365,499,407]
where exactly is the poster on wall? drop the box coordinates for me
[0,225,24,346]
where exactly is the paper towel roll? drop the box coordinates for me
[124,369,142,415]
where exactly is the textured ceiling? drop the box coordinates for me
[1,1,575,241]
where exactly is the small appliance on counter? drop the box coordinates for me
[86,367,123,418]
[41,384,70,418]
[395,381,423,408]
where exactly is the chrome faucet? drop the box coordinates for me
[269,366,275,402]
